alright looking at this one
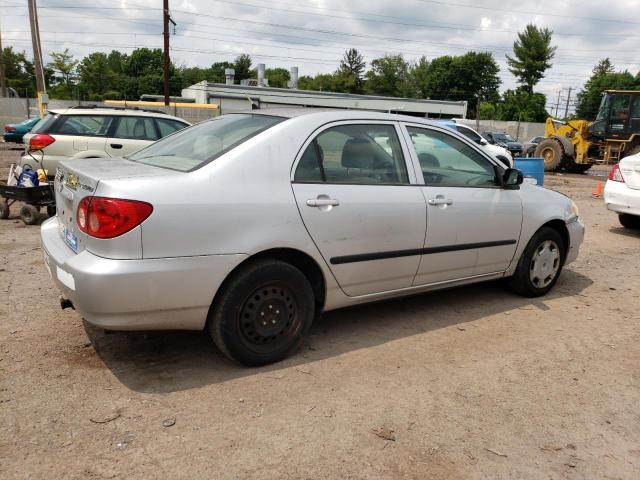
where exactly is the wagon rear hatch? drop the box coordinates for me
[620,156,640,189]
[54,157,173,255]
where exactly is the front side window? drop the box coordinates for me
[294,124,409,185]
[128,114,283,172]
[407,126,497,187]
[113,116,158,141]
[51,115,114,136]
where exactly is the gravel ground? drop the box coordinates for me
[1,142,638,479]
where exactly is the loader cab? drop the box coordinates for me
[591,91,640,139]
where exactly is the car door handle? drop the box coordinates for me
[306,198,340,207]
[428,198,453,206]
[110,143,123,149]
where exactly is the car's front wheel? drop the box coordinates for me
[208,259,315,366]
[619,213,640,229]
[508,227,565,297]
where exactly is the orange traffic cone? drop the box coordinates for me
[592,181,603,198]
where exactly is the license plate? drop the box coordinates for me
[64,228,78,253]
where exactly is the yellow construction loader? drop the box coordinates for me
[535,90,640,172]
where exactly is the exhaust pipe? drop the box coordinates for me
[60,295,75,310]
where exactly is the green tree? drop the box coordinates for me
[1,47,35,95]
[337,48,366,94]
[48,48,78,97]
[496,89,548,122]
[506,24,556,93]
[365,54,411,97]
[234,54,253,82]
[78,52,113,97]
[592,58,614,77]
[265,67,290,88]
[209,61,233,83]
[410,56,430,98]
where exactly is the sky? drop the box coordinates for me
[1,0,639,114]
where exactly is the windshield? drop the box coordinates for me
[493,133,515,142]
[128,114,284,172]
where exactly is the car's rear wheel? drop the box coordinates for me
[208,259,315,366]
[619,213,640,229]
[508,227,565,297]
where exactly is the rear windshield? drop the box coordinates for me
[30,113,58,134]
[128,114,284,172]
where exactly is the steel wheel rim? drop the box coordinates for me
[529,240,561,289]
[541,147,555,166]
[237,282,301,354]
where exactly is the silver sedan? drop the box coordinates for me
[41,109,585,366]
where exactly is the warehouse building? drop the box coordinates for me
[181,65,467,118]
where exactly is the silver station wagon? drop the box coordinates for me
[41,110,585,366]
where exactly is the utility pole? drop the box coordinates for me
[564,87,572,120]
[162,0,176,106]
[0,22,7,97]
[554,90,561,117]
[27,0,47,116]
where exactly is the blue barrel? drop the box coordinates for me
[514,157,544,186]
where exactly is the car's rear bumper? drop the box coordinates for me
[604,180,640,216]
[41,217,247,331]
[565,218,585,266]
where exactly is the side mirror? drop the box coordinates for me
[503,168,523,188]
[478,138,488,145]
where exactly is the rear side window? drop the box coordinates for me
[113,116,158,141]
[294,124,409,185]
[128,114,283,172]
[50,115,114,136]
[156,118,187,138]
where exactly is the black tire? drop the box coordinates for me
[564,162,592,174]
[507,227,566,298]
[619,213,640,229]
[535,139,563,171]
[0,201,9,220]
[208,259,315,367]
[46,205,56,217]
[19,204,40,225]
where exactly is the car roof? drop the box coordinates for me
[47,107,187,123]
[241,107,449,128]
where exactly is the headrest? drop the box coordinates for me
[341,138,375,169]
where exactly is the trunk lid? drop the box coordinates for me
[620,155,640,190]
[54,157,174,254]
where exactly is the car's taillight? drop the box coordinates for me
[77,197,153,239]
[28,133,55,151]
[4,125,16,132]
[608,164,625,183]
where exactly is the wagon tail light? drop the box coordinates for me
[77,197,153,239]
[608,164,625,183]
[4,125,16,132]
[28,133,55,151]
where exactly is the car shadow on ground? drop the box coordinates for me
[86,269,593,394]
[608,226,640,238]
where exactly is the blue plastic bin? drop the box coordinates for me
[514,157,544,186]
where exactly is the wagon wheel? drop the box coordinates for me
[0,200,9,220]
[20,204,40,225]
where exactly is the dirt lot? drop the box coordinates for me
[0,142,638,479]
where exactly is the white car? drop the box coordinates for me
[604,153,640,229]
[41,109,584,366]
[451,122,514,167]
[21,106,189,175]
